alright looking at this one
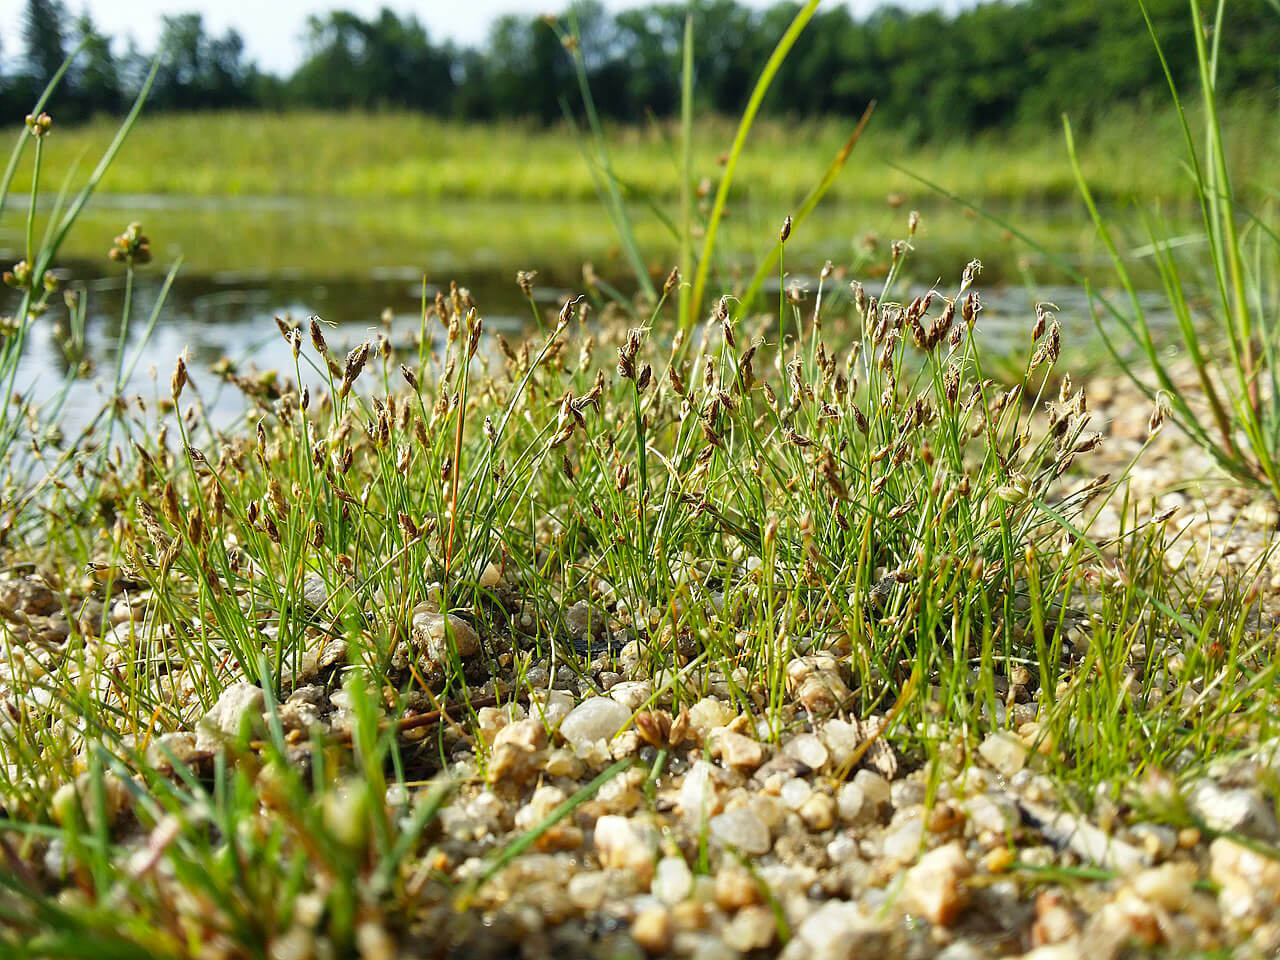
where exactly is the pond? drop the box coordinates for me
[2,193,1170,433]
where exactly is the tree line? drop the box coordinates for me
[3,0,1278,137]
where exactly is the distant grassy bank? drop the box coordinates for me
[11,100,1276,208]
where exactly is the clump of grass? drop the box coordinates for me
[1,210,1276,952]
[1067,0,1279,502]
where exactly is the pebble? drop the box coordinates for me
[50,771,132,828]
[785,655,852,717]
[979,731,1029,778]
[881,816,925,863]
[688,698,735,738]
[1209,836,1280,920]
[677,761,720,820]
[780,901,894,960]
[609,680,653,713]
[1127,862,1195,912]
[1187,780,1278,841]
[566,600,608,640]
[784,733,829,771]
[594,815,658,882]
[631,906,673,955]
[1127,823,1177,861]
[301,575,328,609]
[718,731,765,771]
[820,718,861,768]
[487,718,548,786]
[837,781,871,824]
[799,792,837,831]
[1021,800,1148,873]
[528,689,575,731]
[568,871,609,911]
[560,697,631,751]
[714,866,760,911]
[899,841,973,926]
[196,681,265,750]
[411,611,481,662]
[710,807,772,855]
[723,905,776,951]
[853,770,891,809]
[780,778,812,810]
[653,856,693,905]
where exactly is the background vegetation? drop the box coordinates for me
[2,0,1278,138]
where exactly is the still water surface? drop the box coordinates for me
[2,193,1170,433]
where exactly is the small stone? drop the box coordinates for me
[301,575,328,609]
[561,697,631,750]
[714,865,760,911]
[781,901,894,960]
[723,904,776,951]
[1128,823,1177,861]
[678,761,720,820]
[899,841,973,926]
[799,792,837,831]
[51,772,132,828]
[749,794,785,832]
[610,680,654,713]
[566,600,608,639]
[785,655,851,717]
[1021,800,1149,873]
[144,731,198,771]
[1030,891,1078,947]
[718,730,765,771]
[196,681,265,750]
[594,815,658,882]
[688,698,734,738]
[528,689,575,731]
[544,747,585,778]
[780,778,812,810]
[514,785,566,832]
[487,718,548,786]
[478,561,503,589]
[568,871,609,911]
[710,807,772,855]
[631,906,673,955]
[653,855,694,905]
[853,769,891,808]
[354,921,395,960]
[687,935,737,960]
[1187,780,1278,842]
[1209,836,1280,920]
[963,793,1018,835]
[1128,862,1195,912]
[978,731,1028,778]
[785,733,829,771]
[881,816,924,863]
[983,847,1014,873]
[820,719,861,768]
[411,611,480,662]
[837,782,870,824]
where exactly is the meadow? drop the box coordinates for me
[8,99,1278,207]
[1,3,1279,957]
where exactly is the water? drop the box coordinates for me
[1,194,1171,435]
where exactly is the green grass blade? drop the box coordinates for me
[687,0,821,332]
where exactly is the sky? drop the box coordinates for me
[1,0,959,74]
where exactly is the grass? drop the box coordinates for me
[5,98,1277,209]
[3,217,1277,950]
[1069,0,1280,503]
[1,4,1279,955]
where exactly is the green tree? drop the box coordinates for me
[71,10,122,116]
[22,0,68,92]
